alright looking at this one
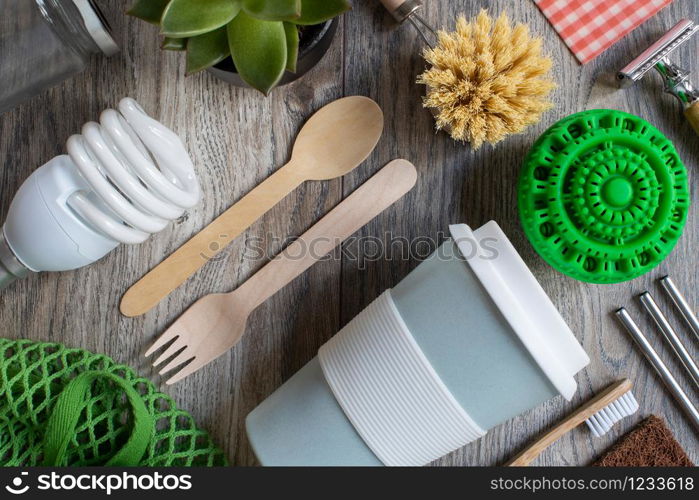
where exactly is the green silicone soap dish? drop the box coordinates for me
[518,109,690,284]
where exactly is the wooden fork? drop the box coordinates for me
[145,159,418,384]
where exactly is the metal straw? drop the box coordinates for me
[660,276,699,343]
[639,292,699,389]
[615,308,699,433]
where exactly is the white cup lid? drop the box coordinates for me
[450,222,589,400]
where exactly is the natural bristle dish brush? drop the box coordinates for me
[378,2,556,149]
[506,379,639,466]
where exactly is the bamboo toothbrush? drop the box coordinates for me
[507,379,639,466]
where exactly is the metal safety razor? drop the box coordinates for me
[618,19,699,136]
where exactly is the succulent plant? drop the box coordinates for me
[128,0,351,94]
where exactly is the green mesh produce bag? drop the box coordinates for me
[0,339,227,466]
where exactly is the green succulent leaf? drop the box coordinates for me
[243,0,301,21]
[294,0,350,25]
[283,22,299,73]
[186,27,230,74]
[127,0,171,24]
[162,37,187,50]
[228,12,287,94]
[162,0,241,38]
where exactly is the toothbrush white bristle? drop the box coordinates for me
[584,391,639,437]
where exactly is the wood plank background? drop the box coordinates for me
[1,0,697,466]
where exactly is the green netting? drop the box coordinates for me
[0,339,228,466]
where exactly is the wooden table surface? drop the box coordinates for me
[1,0,697,466]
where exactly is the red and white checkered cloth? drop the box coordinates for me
[534,0,673,64]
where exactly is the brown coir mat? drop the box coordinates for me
[593,415,694,467]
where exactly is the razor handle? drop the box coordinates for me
[685,101,699,136]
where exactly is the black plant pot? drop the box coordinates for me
[207,18,338,89]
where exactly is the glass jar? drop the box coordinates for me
[0,0,118,114]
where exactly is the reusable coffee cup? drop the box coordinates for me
[246,221,590,466]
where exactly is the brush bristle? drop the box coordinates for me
[585,391,639,438]
[417,10,556,149]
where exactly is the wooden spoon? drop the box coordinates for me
[120,96,384,317]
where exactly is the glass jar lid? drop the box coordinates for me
[73,0,119,56]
